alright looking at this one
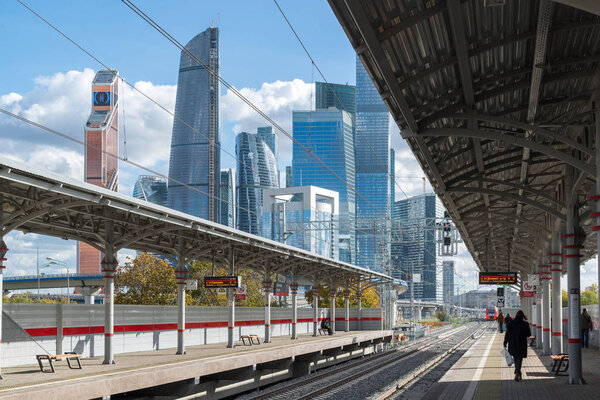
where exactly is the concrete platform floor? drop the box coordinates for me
[0,330,391,399]
[422,325,600,400]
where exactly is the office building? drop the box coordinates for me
[390,149,395,218]
[285,166,293,188]
[78,69,119,274]
[132,175,168,206]
[292,109,355,262]
[236,130,279,235]
[262,186,339,259]
[392,193,438,301]
[220,169,235,228]
[315,82,356,115]
[355,56,390,270]
[167,27,220,222]
[443,261,454,305]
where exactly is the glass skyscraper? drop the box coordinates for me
[355,56,390,270]
[315,82,356,114]
[236,130,279,235]
[292,109,355,262]
[133,175,168,206]
[443,261,455,305]
[392,194,438,301]
[167,27,220,222]
[220,169,235,228]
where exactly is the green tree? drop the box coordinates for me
[581,284,598,306]
[562,289,568,307]
[115,253,177,305]
[305,285,379,308]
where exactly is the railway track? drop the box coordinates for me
[242,323,482,400]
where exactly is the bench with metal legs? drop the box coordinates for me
[36,352,82,373]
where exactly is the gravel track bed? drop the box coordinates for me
[236,324,477,400]
[327,323,483,400]
[236,327,460,400]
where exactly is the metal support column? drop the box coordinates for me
[564,199,585,384]
[344,288,350,332]
[312,278,319,337]
[263,279,272,343]
[591,96,600,353]
[357,283,362,331]
[291,281,298,339]
[0,232,8,379]
[549,230,564,354]
[542,262,551,355]
[175,252,187,355]
[227,245,235,348]
[101,245,117,365]
[536,292,542,350]
[330,287,337,334]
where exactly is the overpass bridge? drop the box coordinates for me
[329,0,600,384]
[0,156,393,372]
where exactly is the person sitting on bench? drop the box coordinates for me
[321,317,333,335]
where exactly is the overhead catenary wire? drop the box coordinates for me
[11,1,392,270]
[273,0,411,200]
[120,0,390,223]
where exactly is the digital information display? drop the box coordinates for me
[479,272,517,285]
[204,276,240,288]
[93,91,110,106]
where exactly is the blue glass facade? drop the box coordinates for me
[443,261,454,305]
[220,169,235,228]
[392,194,438,301]
[292,109,355,262]
[355,56,390,270]
[167,27,220,221]
[315,82,356,114]
[236,131,279,235]
[132,175,168,206]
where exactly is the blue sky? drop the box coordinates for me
[2,0,595,294]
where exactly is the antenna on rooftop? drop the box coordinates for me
[212,13,220,28]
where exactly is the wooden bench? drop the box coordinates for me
[241,335,260,346]
[318,328,329,336]
[36,352,82,373]
[550,353,569,375]
[528,336,536,347]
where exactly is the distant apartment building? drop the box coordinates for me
[236,130,279,235]
[132,175,168,206]
[167,27,220,222]
[220,169,235,228]
[78,69,119,274]
[262,186,339,259]
[292,109,355,263]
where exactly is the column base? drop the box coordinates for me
[568,377,586,385]
[102,360,116,365]
[176,350,186,355]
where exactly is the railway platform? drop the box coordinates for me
[0,329,392,400]
[422,326,600,400]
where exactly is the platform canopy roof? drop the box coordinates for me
[329,0,600,275]
[0,156,392,287]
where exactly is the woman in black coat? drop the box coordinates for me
[503,310,531,381]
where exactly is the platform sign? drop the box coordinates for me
[217,288,227,300]
[204,276,240,288]
[236,284,247,300]
[479,272,517,285]
[528,274,539,286]
[274,282,289,297]
[186,279,198,290]
[522,280,534,297]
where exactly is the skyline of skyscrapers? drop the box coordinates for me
[167,27,221,222]
[78,69,119,274]
[236,130,279,235]
[292,109,355,263]
[443,261,455,306]
[355,56,391,271]
[315,81,356,114]
[393,193,438,302]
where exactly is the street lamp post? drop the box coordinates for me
[37,262,53,303]
[47,258,70,303]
